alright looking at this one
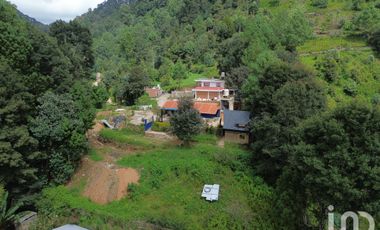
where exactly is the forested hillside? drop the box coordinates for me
[0,0,108,221]
[16,9,48,31]
[0,0,379,229]
[75,0,380,228]
[77,0,380,105]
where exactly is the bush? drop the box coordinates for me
[136,93,157,108]
[152,122,171,132]
[369,28,380,54]
[371,93,380,105]
[343,79,358,96]
[269,0,280,6]
[311,0,328,8]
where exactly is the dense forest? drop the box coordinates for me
[0,0,379,229]
[0,0,108,226]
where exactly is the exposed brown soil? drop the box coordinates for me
[68,115,140,205]
[78,158,139,204]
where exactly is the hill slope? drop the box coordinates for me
[16,9,48,30]
[76,0,380,106]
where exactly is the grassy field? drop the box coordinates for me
[34,133,275,229]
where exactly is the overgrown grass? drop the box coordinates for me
[100,127,149,148]
[300,49,380,107]
[99,126,171,149]
[298,36,367,53]
[36,135,276,229]
[151,121,170,132]
[180,72,204,89]
[88,148,103,162]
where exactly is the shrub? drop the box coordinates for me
[136,93,157,108]
[311,0,328,8]
[343,79,358,96]
[152,122,171,132]
[269,0,280,6]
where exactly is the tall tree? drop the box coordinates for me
[49,20,94,80]
[278,101,380,229]
[170,97,203,145]
[114,66,150,105]
[31,92,88,184]
[247,63,327,182]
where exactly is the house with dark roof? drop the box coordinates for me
[222,110,251,144]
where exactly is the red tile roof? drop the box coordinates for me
[145,88,161,97]
[194,102,219,115]
[192,87,224,91]
[162,100,178,109]
[162,100,219,115]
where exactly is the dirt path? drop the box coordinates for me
[69,119,141,204]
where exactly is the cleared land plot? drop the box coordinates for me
[44,133,274,229]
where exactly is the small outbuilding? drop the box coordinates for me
[222,110,250,144]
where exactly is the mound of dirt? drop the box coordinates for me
[75,158,139,204]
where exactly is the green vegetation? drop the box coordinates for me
[2,0,380,229]
[170,97,203,145]
[136,94,158,107]
[35,136,276,229]
[278,101,380,228]
[0,0,98,202]
[88,148,103,162]
[99,126,167,149]
[151,122,171,132]
[0,189,26,229]
[297,36,367,53]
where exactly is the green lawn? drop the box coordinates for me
[35,134,276,230]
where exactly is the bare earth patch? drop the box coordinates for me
[69,115,140,205]
[73,158,139,204]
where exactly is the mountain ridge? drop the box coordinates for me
[16,9,48,30]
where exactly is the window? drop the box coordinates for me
[216,83,221,87]
[239,134,245,139]
[204,82,210,87]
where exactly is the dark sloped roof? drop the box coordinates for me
[223,110,250,132]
